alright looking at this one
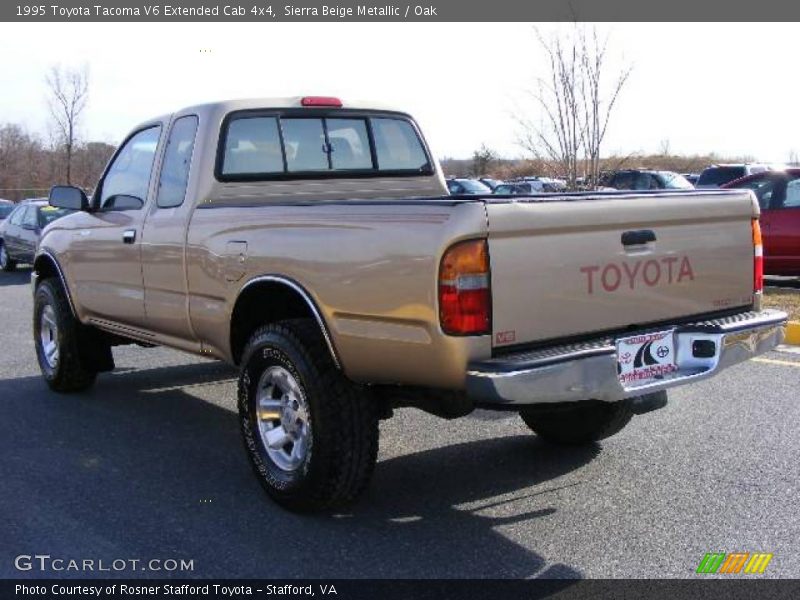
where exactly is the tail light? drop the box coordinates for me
[439,239,491,335]
[752,219,763,293]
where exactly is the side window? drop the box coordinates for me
[371,118,429,171]
[100,126,162,209]
[282,119,328,172]
[740,179,775,210]
[9,206,25,226]
[157,116,199,208]
[222,117,283,175]
[613,172,633,189]
[23,207,38,229]
[327,119,372,170]
[782,179,800,209]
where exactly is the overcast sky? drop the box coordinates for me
[0,22,797,161]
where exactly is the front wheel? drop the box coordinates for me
[238,319,379,512]
[519,400,634,445]
[0,241,17,272]
[33,279,98,392]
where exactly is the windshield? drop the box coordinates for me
[697,166,746,187]
[658,172,694,189]
[0,204,13,219]
[38,206,74,227]
[458,179,491,193]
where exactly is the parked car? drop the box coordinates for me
[722,169,800,275]
[696,164,779,189]
[36,96,785,512]
[682,173,700,186]
[606,170,694,191]
[478,177,502,190]
[0,200,75,271]
[492,182,529,195]
[0,200,14,224]
[446,178,492,195]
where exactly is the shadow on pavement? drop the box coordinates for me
[0,361,597,580]
[0,269,31,287]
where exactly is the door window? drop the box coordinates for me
[100,126,162,209]
[9,206,25,226]
[781,179,800,209]
[22,207,38,229]
[157,116,199,208]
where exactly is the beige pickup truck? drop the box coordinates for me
[35,97,786,511]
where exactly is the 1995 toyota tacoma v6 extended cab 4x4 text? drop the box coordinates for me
[33,97,787,511]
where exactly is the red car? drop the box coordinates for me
[722,169,800,276]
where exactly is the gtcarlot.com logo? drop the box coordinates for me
[14,554,194,573]
[696,552,773,574]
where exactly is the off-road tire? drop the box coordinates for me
[33,278,98,392]
[238,319,379,512]
[0,241,17,272]
[519,400,634,445]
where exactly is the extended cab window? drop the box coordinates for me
[222,117,283,175]
[371,118,428,171]
[218,112,431,180]
[157,115,199,208]
[101,125,162,209]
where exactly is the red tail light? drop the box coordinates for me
[439,239,491,335]
[301,96,343,107]
[753,219,763,293]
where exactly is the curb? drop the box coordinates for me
[786,321,800,346]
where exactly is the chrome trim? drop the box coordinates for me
[237,275,341,369]
[33,250,78,318]
[467,310,788,406]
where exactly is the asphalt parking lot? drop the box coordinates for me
[1,268,798,580]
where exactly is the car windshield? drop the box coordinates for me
[457,180,491,193]
[0,204,13,219]
[38,206,74,227]
[658,172,694,189]
[698,166,746,186]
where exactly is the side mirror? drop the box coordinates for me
[49,185,89,211]
[103,194,144,211]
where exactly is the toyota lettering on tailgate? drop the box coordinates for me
[580,256,695,294]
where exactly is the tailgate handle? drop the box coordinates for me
[621,230,656,246]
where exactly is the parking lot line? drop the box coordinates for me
[752,357,800,368]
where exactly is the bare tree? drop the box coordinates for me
[45,64,89,185]
[517,25,631,189]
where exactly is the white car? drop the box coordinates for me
[696,164,785,189]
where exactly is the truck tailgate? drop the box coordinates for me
[486,191,757,348]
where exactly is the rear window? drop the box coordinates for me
[0,204,13,219]
[698,167,746,186]
[219,112,432,180]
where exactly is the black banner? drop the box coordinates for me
[4,580,800,600]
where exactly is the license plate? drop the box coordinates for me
[616,330,677,386]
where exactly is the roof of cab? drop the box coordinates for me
[131,96,409,132]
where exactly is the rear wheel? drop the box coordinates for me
[238,319,379,512]
[0,241,17,272]
[519,400,634,445]
[33,279,99,392]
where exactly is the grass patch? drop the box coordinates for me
[763,289,800,321]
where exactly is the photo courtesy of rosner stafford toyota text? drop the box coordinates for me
[0,0,799,598]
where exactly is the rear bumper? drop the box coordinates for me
[466,309,787,406]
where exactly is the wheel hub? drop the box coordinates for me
[256,366,311,472]
[39,304,60,369]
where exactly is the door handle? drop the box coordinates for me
[621,229,656,246]
[122,229,137,244]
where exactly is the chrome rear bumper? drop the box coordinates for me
[466,310,787,406]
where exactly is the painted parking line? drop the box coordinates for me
[752,357,800,368]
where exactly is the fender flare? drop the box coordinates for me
[233,275,342,369]
[33,250,79,318]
